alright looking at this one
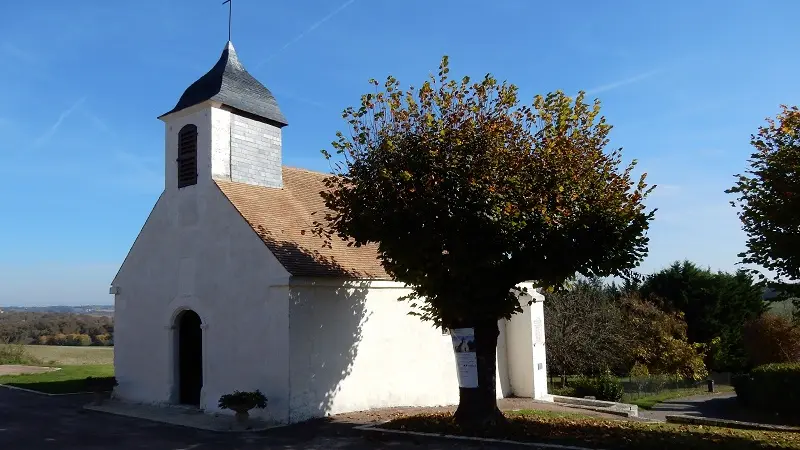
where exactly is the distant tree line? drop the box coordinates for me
[545,276,708,385]
[0,311,114,346]
[545,260,798,382]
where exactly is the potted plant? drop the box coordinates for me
[218,390,268,427]
[87,376,117,405]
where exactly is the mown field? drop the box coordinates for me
[0,344,115,393]
[22,345,114,365]
[0,365,114,393]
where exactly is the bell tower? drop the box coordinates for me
[157,41,288,192]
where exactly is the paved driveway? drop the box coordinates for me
[638,392,797,427]
[0,387,527,449]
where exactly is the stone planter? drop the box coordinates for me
[218,390,267,430]
[231,405,253,428]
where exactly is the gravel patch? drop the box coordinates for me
[0,365,60,376]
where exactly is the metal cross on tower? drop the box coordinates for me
[223,0,232,42]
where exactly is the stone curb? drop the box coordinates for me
[353,421,604,450]
[548,402,633,418]
[665,415,800,433]
[550,396,638,418]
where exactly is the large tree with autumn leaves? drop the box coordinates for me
[314,57,654,426]
[727,105,800,301]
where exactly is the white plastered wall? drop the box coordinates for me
[285,279,514,423]
[111,106,293,421]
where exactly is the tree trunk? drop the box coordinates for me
[452,319,506,427]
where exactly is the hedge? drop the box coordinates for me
[733,362,800,414]
[572,373,624,402]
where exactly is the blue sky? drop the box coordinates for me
[1,0,798,306]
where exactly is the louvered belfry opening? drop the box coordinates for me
[177,124,198,188]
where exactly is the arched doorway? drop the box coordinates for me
[176,310,203,405]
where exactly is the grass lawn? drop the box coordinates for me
[382,410,800,449]
[508,409,594,420]
[22,345,114,366]
[624,385,735,410]
[0,364,114,394]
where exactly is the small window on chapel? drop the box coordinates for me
[177,124,198,188]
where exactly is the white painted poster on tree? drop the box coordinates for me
[450,327,478,388]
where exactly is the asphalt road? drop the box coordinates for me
[0,387,533,450]
[638,391,796,427]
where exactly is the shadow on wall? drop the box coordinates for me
[289,282,369,422]
[255,225,370,422]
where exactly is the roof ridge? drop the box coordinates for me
[283,165,332,175]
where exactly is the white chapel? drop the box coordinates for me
[110,40,551,424]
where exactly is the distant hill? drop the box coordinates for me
[0,308,114,345]
[0,305,114,317]
[768,298,798,319]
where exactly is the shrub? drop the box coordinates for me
[734,362,800,414]
[707,335,748,374]
[629,363,649,378]
[572,376,598,398]
[93,334,112,346]
[629,363,650,393]
[66,334,92,346]
[742,314,800,366]
[595,371,624,402]
[49,333,68,345]
[642,374,675,393]
[548,385,576,397]
[218,390,268,413]
[571,371,624,402]
[0,342,42,365]
[622,295,709,381]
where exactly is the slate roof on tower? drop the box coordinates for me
[159,41,288,127]
[216,167,390,280]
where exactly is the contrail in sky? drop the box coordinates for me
[34,97,86,147]
[586,69,660,95]
[255,0,356,70]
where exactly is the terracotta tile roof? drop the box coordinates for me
[215,167,390,279]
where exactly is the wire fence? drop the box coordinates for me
[548,372,732,399]
[621,372,731,393]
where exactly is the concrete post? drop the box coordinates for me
[505,282,552,401]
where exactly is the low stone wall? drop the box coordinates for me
[665,415,800,432]
[551,395,639,417]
